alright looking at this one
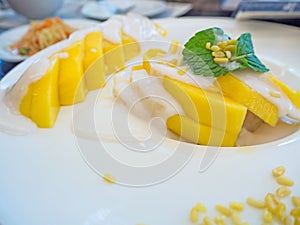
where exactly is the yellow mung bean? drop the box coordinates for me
[265,193,280,214]
[284,215,295,225]
[211,45,221,52]
[225,50,232,59]
[190,207,199,223]
[277,176,294,186]
[272,166,286,177]
[227,39,237,45]
[212,51,226,58]
[269,91,281,98]
[262,209,273,223]
[214,215,227,225]
[276,186,291,198]
[213,58,228,64]
[177,66,189,76]
[217,41,227,49]
[168,40,179,54]
[206,42,211,49]
[276,202,287,221]
[103,173,115,184]
[195,203,207,213]
[229,202,245,211]
[231,211,243,225]
[224,45,236,52]
[203,216,214,225]
[215,204,232,217]
[292,196,300,207]
[291,207,300,217]
[246,197,265,209]
[295,217,300,225]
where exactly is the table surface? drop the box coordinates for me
[1,0,300,79]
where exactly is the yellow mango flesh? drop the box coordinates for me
[20,57,60,128]
[58,40,87,105]
[216,73,278,126]
[122,31,140,61]
[163,76,247,136]
[83,31,105,90]
[103,39,125,75]
[268,74,300,109]
[19,85,32,118]
[167,114,238,147]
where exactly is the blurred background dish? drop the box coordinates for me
[0,18,100,62]
[81,0,135,20]
[81,0,167,20]
[5,0,63,20]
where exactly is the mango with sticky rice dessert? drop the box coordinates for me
[82,30,105,90]
[268,74,300,109]
[182,27,300,128]
[216,73,279,126]
[101,19,125,75]
[163,76,247,146]
[58,40,88,105]
[167,114,240,147]
[140,27,300,146]
[69,25,105,91]
[113,13,168,61]
[19,56,60,128]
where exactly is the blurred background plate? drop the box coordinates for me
[0,18,100,63]
[81,0,167,20]
[130,0,167,17]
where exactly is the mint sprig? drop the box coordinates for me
[183,27,269,77]
[235,33,269,72]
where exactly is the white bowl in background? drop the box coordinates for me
[5,0,63,19]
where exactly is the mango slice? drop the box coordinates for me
[19,85,32,118]
[58,40,87,105]
[167,114,238,147]
[20,57,60,128]
[268,74,300,109]
[216,73,278,126]
[83,31,106,90]
[103,39,125,75]
[122,31,140,61]
[163,76,247,136]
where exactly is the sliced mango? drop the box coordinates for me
[121,31,140,61]
[268,74,300,109]
[58,40,87,105]
[163,76,247,136]
[83,31,105,90]
[103,39,125,75]
[19,84,32,118]
[20,56,60,128]
[216,73,278,126]
[167,114,238,147]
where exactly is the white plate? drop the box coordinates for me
[81,0,167,20]
[1,17,300,225]
[0,19,100,63]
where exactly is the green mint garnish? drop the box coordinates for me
[235,33,269,72]
[182,27,269,77]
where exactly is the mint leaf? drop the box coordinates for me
[183,27,229,77]
[244,54,269,72]
[235,33,269,72]
[236,33,254,56]
[182,27,269,77]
